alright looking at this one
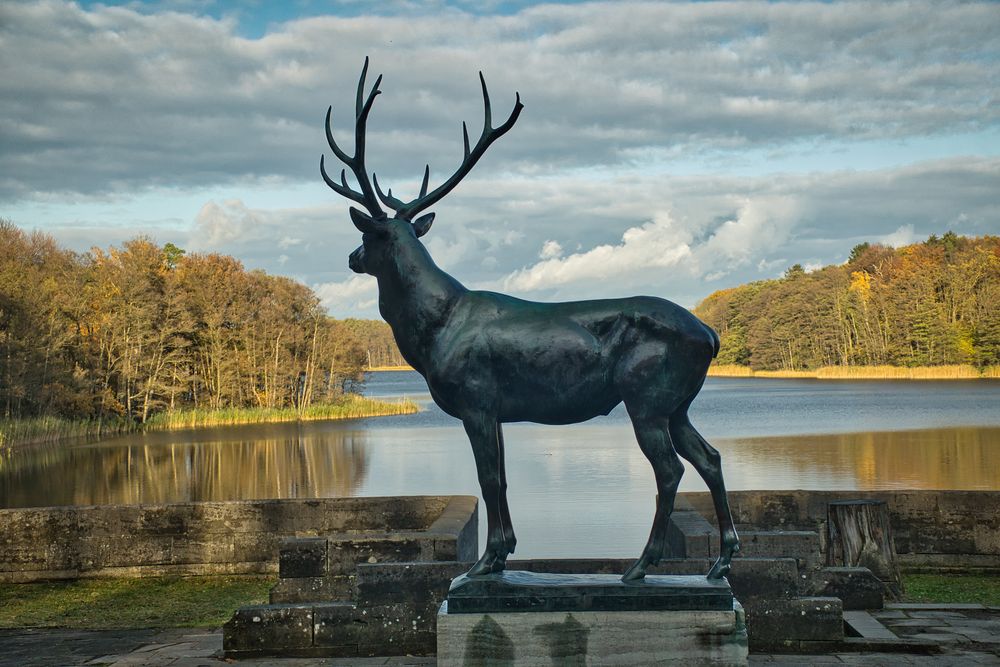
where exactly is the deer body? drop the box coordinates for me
[325,60,740,581]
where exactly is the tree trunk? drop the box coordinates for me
[827,500,904,600]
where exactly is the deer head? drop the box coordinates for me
[321,58,523,277]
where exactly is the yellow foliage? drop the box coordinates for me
[848,270,872,302]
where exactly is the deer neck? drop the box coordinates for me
[376,240,465,370]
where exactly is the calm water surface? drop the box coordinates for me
[2,372,998,558]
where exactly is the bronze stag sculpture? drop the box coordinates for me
[321,59,740,582]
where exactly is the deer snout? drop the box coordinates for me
[348,247,365,273]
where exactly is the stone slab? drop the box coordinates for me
[446,570,733,613]
[743,596,844,650]
[843,610,898,640]
[279,537,328,578]
[222,603,314,653]
[437,599,747,666]
[804,566,885,610]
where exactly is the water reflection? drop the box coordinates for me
[716,427,1000,491]
[0,423,369,508]
[2,372,1000,514]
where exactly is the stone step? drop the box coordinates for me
[843,610,898,639]
[666,512,822,569]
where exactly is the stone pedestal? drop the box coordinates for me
[437,571,748,666]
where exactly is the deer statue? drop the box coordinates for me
[321,58,740,582]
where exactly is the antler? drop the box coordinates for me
[320,57,385,218]
[375,72,523,220]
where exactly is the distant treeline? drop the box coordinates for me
[0,220,396,425]
[695,233,1000,371]
[343,319,408,369]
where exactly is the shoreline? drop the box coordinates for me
[0,394,418,451]
[370,364,1000,381]
[708,363,1000,380]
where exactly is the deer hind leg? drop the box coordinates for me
[464,415,514,576]
[622,413,685,582]
[670,408,740,580]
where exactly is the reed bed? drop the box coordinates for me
[367,365,416,372]
[0,416,136,449]
[1,395,418,449]
[706,364,755,377]
[753,369,818,378]
[142,395,418,431]
[708,363,995,380]
[815,365,981,380]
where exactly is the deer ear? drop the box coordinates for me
[350,207,381,234]
[413,212,435,238]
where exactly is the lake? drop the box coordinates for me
[2,372,998,559]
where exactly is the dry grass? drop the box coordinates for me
[706,364,755,377]
[708,363,996,380]
[367,365,416,372]
[143,395,418,431]
[754,369,818,378]
[1,395,418,449]
[0,416,135,449]
[816,365,981,379]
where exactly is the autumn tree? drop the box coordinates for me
[696,234,1000,371]
[0,223,386,423]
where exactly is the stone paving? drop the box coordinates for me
[0,604,997,666]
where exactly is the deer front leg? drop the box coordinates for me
[495,422,517,556]
[463,414,512,576]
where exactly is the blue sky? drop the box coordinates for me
[3,0,999,316]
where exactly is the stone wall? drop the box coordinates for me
[0,495,477,583]
[680,490,1000,571]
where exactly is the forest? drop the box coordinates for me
[0,220,401,431]
[3,223,997,436]
[694,233,1000,372]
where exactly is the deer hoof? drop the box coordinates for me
[706,558,730,580]
[467,552,506,577]
[707,542,739,580]
[621,559,648,582]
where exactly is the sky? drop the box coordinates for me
[2,0,999,317]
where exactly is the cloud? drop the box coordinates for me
[4,1,997,319]
[191,200,263,249]
[2,1,998,200]
[880,224,919,248]
[694,196,802,270]
[500,196,799,294]
[539,240,563,260]
[313,274,378,313]
[21,153,998,318]
[503,211,693,291]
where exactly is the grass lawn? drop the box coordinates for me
[0,576,273,629]
[902,573,1000,606]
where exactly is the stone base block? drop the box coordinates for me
[744,596,843,650]
[437,600,748,666]
[804,567,885,610]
